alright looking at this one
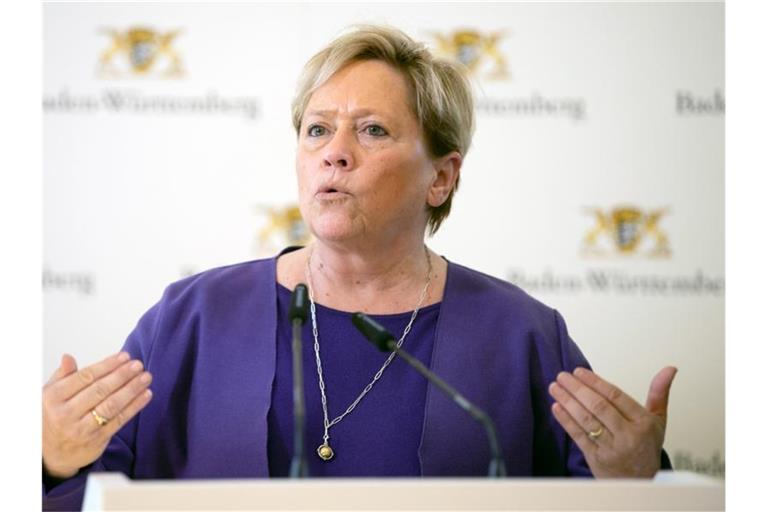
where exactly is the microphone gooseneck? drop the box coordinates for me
[289,284,310,478]
[351,312,507,478]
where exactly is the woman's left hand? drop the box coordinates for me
[548,366,677,478]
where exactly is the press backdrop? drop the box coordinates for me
[43,2,725,476]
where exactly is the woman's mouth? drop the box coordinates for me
[316,187,350,201]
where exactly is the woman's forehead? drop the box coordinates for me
[304,60,415,118]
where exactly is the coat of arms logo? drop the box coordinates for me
[582,206,671,257]
[253,205,312,257]
[429,29,509,79]
[98,27,184,78]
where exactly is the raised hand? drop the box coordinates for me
[42,352,153,478]
[548,366,677,478]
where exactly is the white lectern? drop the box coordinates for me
[82,471,723,511]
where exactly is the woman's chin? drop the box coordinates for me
[308,218,363,244]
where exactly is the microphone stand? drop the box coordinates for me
[289,284,309,478]
[352,313,507,478]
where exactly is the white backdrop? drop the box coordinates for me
[43,2,724,476]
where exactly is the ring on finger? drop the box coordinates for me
[587,426,604,441]
[91,409,109,427]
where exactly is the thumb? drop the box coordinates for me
[645,366,678,418]
[46,353,78,385]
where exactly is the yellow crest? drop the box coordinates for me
[430,29,508,79]
[98,27,184,78]
[582,206,670,257]
[253,205,312,257]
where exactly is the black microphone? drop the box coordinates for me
[289,284,309,478]
[351,312,507,478]
[289,283,309,324]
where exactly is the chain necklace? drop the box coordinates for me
[305,245,433,461]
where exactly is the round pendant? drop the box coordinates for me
[317,443,334,461]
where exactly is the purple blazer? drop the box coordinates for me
[43,255,594,510]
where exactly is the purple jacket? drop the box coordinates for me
[43,255,594,510]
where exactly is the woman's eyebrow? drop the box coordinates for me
[305,108,386,118]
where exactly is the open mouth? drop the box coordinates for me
[316,188,349,200]
[316,185,350,199]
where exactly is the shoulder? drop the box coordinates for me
[446,260,558,323]
[126,256,278,362]
[443,260,588,370]
[160,257,276,307]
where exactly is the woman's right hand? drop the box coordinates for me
[42,352,153,479]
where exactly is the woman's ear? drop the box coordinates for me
[427,151,462,207]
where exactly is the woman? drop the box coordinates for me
[42,25,676,510]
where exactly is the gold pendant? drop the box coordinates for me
[317,443,334,461]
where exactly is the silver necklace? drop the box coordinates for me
[305,246,433,461]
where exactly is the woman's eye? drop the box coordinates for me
[363,125,388,137]
[307,125,326,137]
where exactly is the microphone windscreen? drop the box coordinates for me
[351,312,396,352]
[289,284,309,324]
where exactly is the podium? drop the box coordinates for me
[82,471,724,511]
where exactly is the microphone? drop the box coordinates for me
[289,283,309,325]
[289,284,309,478]
[351,312,507,478]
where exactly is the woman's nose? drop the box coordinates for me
[322,131,355,171]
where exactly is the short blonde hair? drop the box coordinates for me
[291,25,475,235]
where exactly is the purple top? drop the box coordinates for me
[268,283,440,477]
[43,252,597,511]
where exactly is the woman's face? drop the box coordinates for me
[296,60,438,248]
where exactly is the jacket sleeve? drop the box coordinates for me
[42,299,163,511]
[553,309,594,477]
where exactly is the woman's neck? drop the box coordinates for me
[277,241,446,314]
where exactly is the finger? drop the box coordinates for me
[45,354,78,386]
[645,366,678,418]
[555,372,627,434]
[548,381,614,444]
[83,370,152,434]
[571,367,647,421]
[551,402,597,458]
[95,387,153,438]
[50,352,132,401]
[68,359,146,418]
